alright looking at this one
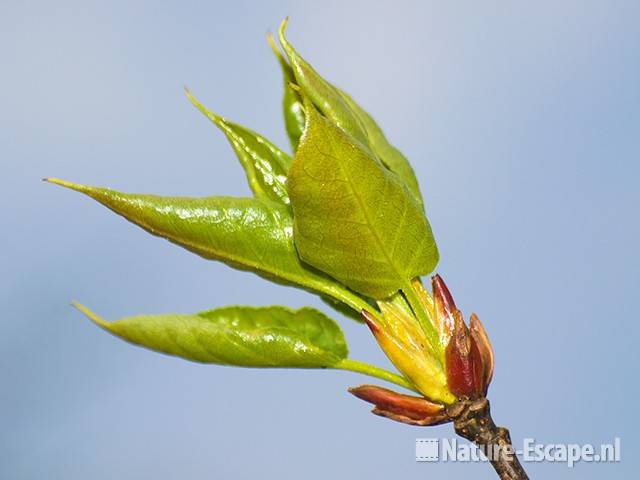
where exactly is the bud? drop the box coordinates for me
[349,384,449,426]
[469,313,494,395]
[431,275,495,398]
[355,275,496,422]
[362,307,455,405]
[431,274,456,345]
[445,310,484,398]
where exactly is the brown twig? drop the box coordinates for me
[448,398,529,480]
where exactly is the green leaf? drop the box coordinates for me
[75,303,348,368]
[46,178,371,314]
[278,19,424,210]
[185,88,291,205]
[286,103,439,299]
[267,33,306,152]
[277,21,368,146]
[337,89,423,210]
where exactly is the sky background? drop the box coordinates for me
[1,1,639,479]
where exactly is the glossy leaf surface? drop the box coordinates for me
[286,105,439,298]
[75,303,348,367]
[186,89,291,205]
[46,179,369,313]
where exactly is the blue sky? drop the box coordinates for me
[2,1,639,478]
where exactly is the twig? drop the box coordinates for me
[448,398,529,480]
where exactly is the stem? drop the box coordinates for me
[449,398,529,480]
[335,359,418,392]
[324,285,385,324]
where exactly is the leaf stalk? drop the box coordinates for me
[335,359,418,392]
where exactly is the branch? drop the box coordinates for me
[449,398,529,480]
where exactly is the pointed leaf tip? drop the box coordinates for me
[71,301,109,329]
[269,21,305,152]
[44,177,72,188]
[185,89,291,204]
[266,31,279,56]
[44,178,92,195]
[279,17,289,35]
[184,88,221,122]
[277,18,293,57]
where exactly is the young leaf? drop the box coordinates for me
[45,179,371,314]
[278,19,424,209]
[185,89,291,205]
[267,33,306,152]
[74,303,348,368]
[287,104,439,299]
[337,89,423,210]
[278,21,368,146]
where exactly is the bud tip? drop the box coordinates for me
[432,274,456,312]
[360,309,380,333]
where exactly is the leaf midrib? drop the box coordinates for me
[313,141,405,286]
